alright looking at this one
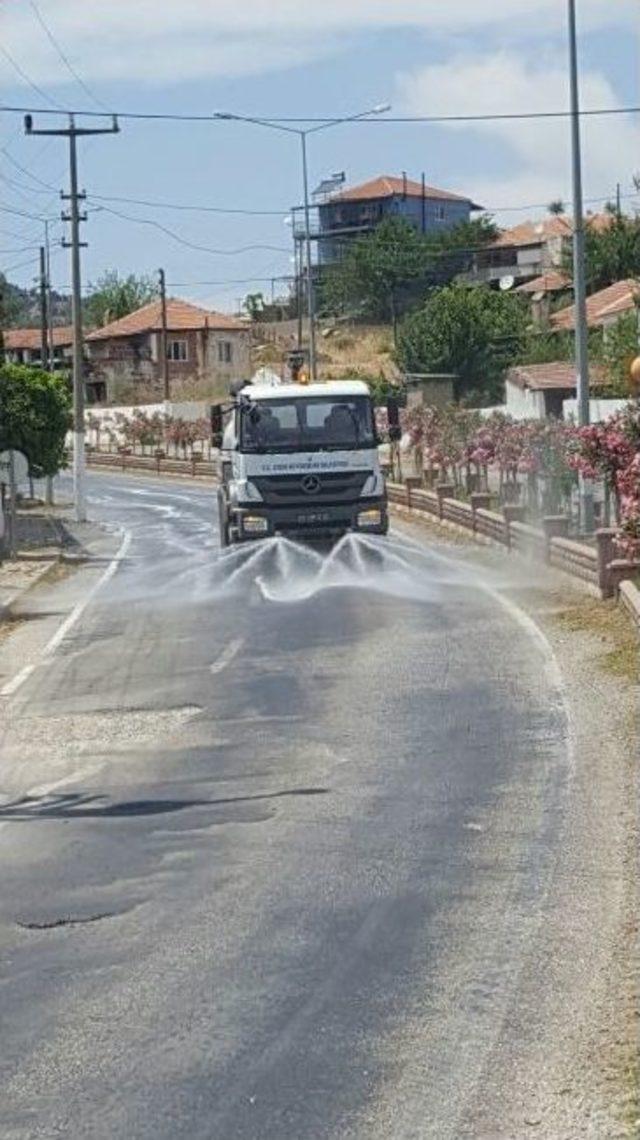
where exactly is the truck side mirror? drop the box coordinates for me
[386,396,402,442]
[210,405,223,448]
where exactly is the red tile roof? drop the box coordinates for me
[4,325,73,350]
[492,212,612,249]
[515,271,570,294]
[507,361,606,392]
[86,298,245,341]
[492,216,571,248]
[331,175,481,208]
[550,279,640,330]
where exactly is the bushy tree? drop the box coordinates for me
[599,312,640,394]
[0,364,71,476]
[563,214,640,292]
[395,283,528,404]
[320,216,498,326]
[85,270,158,328]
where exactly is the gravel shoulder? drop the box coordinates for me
[393,509,639,1139]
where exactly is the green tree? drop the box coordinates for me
[242,292,266,321]
[395,283,528,404]
[563,214,640,292]
[0,364,71,476]
[85,270,158,328]
[597,312,640,394]
[320,216,498,327]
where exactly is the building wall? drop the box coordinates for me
[318,193,472,265]
[504,380,546,420]
[86,327,251,404]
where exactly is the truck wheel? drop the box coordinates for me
[217,491,230,548]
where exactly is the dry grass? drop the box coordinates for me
[551,597,638,681]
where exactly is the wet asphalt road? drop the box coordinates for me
[0,472,572,1139]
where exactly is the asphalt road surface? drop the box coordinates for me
[0,471,584,1139]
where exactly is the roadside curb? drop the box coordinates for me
[0,557,61,622]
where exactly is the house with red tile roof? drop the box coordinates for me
[313,173,482,265]
[3,325,73,369]
[465,213,612,290]
[85,298,250,404]
[505,361,607,420]
[550,278,639,331]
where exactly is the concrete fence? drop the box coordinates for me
[87,450,216,479]
[388,479,640,601]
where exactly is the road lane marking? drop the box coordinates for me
[209,638,244,675]
[0,527,133,698]
[0,664,35,697]
[42,527,133,659]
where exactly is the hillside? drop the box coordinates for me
[250,319,400,381]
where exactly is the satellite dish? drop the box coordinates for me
[499,275,515,292]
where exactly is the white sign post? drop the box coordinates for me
[0,450,30,559]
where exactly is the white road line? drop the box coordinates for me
[209,637,244,675]
[0,527,133,698]
[0,664,35,698]
[42,527,132,659]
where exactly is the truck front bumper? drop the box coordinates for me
[232,497,388,541]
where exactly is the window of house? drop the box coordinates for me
[435,205,446,221]
[218,340,233,364]
[167,338,188,361]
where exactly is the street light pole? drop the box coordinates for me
[568,0,594,532]
[299,131,317,380]
[214,105,390,382]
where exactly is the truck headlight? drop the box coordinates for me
[242,515,269,535]
[357,508,382,528]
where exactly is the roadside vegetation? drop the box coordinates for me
[0,362,71,478]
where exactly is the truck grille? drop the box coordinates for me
[253,471,369,506]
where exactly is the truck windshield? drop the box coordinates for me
[240,395,376,453]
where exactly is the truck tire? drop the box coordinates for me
[217,490,230,548]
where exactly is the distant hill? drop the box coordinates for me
[1,274,71,331]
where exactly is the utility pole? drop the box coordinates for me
[44,220,53,371]
[39,245,49,371]
[25,112,119,523]
[158,268,169,402]
[567,0,594,533]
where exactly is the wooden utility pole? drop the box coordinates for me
[158,268,169,401]
[39,245,49,370]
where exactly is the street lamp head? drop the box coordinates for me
[372,103,391,115]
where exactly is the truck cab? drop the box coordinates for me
[214,379,389,545]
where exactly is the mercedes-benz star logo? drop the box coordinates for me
[301,474,321,495]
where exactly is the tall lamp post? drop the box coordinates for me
[214,105,390,382]
[567,0,594,532]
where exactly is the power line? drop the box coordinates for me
[0,103,639,124]
[1,144,61,191]
[28,1,111,113]
[87,191,287,217]
[0,203,58,221]
[0,47,65,112]
[87,202,291,255]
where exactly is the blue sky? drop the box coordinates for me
[1,0,638,312]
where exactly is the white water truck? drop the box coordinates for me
[211,373,402,547]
